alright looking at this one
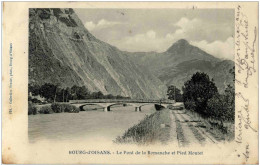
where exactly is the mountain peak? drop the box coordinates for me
[176,39,189,45]
[166,39,190,53]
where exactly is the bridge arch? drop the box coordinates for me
[106,103,128,111]
[79,103,104,111]
[79,102,128,111]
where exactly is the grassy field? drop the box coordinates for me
[114,109,171,145]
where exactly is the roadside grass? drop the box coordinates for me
[114,109,171,145]
[186,110,234,141]
[171,111,189,147]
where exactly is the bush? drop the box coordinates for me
[51,103,79,113]
[63,104,79,113]
[28,102,37,115]
[183,99,196,110]
[39,105,53,114]
[207,93,234,123]
[206,94,224,119]
[51,103,65,113]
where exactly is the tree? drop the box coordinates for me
[64,87,71,102]
[70,85,90,100]
[29,83,130,102]
[53,83,61,103]
[91,91,104,99]
[77,86,90,99]
[167,85,183,102]
[223,67,235,122]
[183,72,218,114]
[28,83,40,96]
[39,83,59,102]
[105,94,114,99]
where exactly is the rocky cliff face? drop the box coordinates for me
[29,8,166,99]
[129,39,234,93]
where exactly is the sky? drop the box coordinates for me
[74,9,234,60]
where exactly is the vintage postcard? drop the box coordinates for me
[2,2,259,164]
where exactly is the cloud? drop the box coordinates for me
[112,30,173,52]
[85,19,123,31]
[191,37,234,60]
[170,17,233,43]
[175,17,201,31]
[110,17,234,60]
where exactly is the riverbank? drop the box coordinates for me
[28,102,79,115]
[114,109,171,145]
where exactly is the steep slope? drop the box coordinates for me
[29,8,166,99]
[129,39,234,93]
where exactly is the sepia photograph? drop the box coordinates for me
[28,8,235,146]
[2,2,258,164]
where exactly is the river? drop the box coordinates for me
[28,104,155,143]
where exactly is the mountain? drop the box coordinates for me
[29,8,234,99]
[129,39,234,93]
[29,8,166,99]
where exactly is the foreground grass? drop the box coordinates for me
[186,110,234,141]
[114,109,171,145]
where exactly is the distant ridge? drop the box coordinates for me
[129,39,234,93]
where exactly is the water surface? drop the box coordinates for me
[28,104,155,143]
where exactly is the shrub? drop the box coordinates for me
[63,104,79,113]
[183,99,196,110]
[206,94,225,119]
[39,105,53,114]
[207,93,234,123]
[28,102,37,115]
[51,103,79,113]
[51,103,65,113]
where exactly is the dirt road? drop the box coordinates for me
[169,109,218,147]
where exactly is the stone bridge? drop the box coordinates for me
[69,99,175,112]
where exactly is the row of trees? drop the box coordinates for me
[29,83,130,103]
[166,68,235,123]
[182,69,235,123]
